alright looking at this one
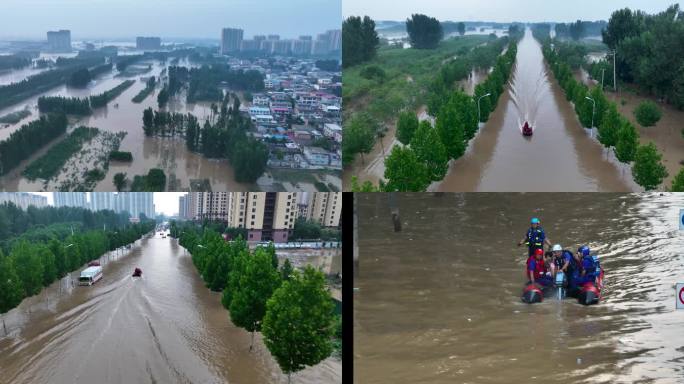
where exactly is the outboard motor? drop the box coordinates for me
[554,271,566,300]
[522,283,543,304]
[578,283,600,305]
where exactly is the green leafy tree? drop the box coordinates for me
[670,167,684,191]
[0,253,24,334]
[292,218,322,240]
[396,111,419,145]
[36,245,56,287]
[157,87,169,108]
[342,16,379,68]
[632,142,667,190]
[598,103,621,147]
[145,168,166,191]
[10,241,44,297]
[223,247,249,310]
[614,119,639,163]
[350,176,380,192]
[410,121,448,181]
[262,267,335,384]
[383,146,430,191]
[229,247,282,351]
[280,259,294,281]
[342,113,376,165]
[436,102,466,160]
[406,14,444,49]
[457,22,466,36]
[633,100,661,127]
[143,107,154,136]
[113,172,127,192]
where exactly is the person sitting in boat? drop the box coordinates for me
[527,248,552,287]
[518,217,552,257]
[570,246,596,287]
[551,244,572,276]
[544,251,555,277]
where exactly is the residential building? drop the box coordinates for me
[47,30,71,52]
[323,123,342,139]
[90,192,115,212]
[136,36,161,50]
[0,193,48,210]
[221,28,244,54]
[178,194,190,219]
[54,192,87,208]
[240,39,261,51]
[273,40,292,55]
[115,193,154,219]
[308,192,342,227]
[304,147,331,166]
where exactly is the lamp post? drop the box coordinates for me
[65,243,74,289]
[600,68,605,90]
[585,96,596,137]
[477,93,491,125]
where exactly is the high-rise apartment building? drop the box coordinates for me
[0,193,48,210]
[88,192,153,218]
[179,194,190,219]
[47,30,71,52]
[136,36,161,50]
[90,192,115,212]
[298,192,341,227]
[54,192,87,208]
[221,28,244,55]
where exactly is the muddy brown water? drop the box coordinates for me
[0,232,339,384]
[0,59,250,191]
[354,192,684,384]
[437,29,636,191]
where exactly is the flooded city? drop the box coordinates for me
[0,230,340,384]
[436,28,635,192]
[354,193,684,383]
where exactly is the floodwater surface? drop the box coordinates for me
[0,59,251,191]
[437,29,635,191]
[354,193,684,384]
[0,232,339,384]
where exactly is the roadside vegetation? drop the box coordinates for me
[89,80,135,108]
[23,127,99,181]
[142,92,268,183]
[172,222,338,383]
[533,23,668,191]
[0,203,154,334]
[0,109,31,125]
[0,113,68,176]
[131,76,156,103]
[38,96,92,115]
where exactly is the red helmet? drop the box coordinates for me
[534,248,544,256]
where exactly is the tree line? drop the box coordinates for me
[350,38,518,191]
[132,76,156,103]
[601,5,684,109]
[23,126,100,181]
[0,57,106,110]
[38,96,92,115]
[173,223,337,383]
[89,80,135,108]
[142,93,268,183]
[0,113,68,176]
[535,27,668,191]
[0,55,31,70]
[0,202,154,332]
[186,65,265,102]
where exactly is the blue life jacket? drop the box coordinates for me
[525,227,545,249]
[553,250,573,270]
[582,255,597,278]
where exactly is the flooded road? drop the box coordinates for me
[0,59,250,191]
[0,232,339,383]
[437,29,635,191]
[354,193,684,384]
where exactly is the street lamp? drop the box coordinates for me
[585,96,596,137]
[600,68,605,90]
[477,93,491,125]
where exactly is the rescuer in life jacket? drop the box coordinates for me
[527,248,552,287]
[518,217,552,256]
[569,246,597,287]
[551,244,573,277]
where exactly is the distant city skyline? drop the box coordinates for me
[0,0,341,40]
[343,0,681,23]
[29,192,185,216]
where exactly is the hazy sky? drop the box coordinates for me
[1,0,341,40]
[31,193,186,216]
[343,0,681,22]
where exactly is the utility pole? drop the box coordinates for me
[612,49,617,92]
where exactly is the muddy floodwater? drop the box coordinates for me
[437,29,635,191]
[0,59,251,191]
[354,193,684,384]
[0,232,340,384]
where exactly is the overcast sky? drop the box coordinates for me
[1,0,341,40]
[343,0,681,23]
[31,193,186,216]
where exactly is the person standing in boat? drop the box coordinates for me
[518,217,552,257]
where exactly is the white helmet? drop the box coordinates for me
[552,244,562,252]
